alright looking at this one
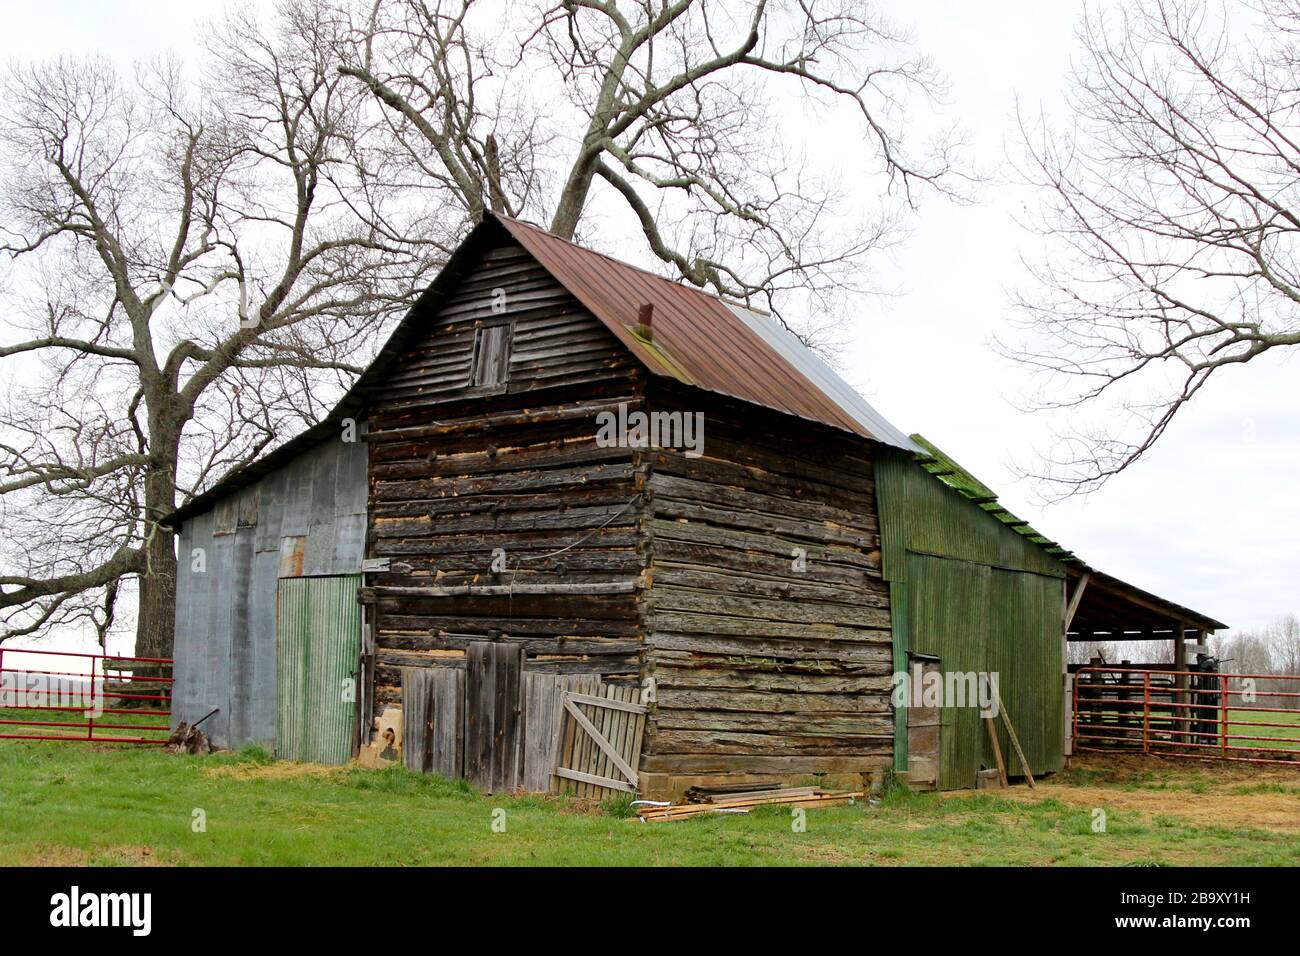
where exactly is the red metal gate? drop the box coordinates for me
[0,646,173,744]
[1073,666,1300,765]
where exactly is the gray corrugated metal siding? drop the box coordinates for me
[171,428,368,750]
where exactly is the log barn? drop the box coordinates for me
[166,213,1225,796]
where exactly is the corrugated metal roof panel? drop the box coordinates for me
[724,302,922,453]
[496,215,918,451]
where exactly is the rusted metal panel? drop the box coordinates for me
[276,574,363,765]
[497,215,917,450]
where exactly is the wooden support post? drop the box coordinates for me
[1173,619,1188,746]
[1061,572,1089,758]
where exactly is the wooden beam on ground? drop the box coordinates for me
[992,685,1035,789]
[984,716,1008,787]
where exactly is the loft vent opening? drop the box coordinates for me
[470,323,512,388]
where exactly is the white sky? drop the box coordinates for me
[2,0,1296,636]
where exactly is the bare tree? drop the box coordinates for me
[1266,613,1300,675]
[338,0,964,337]
[1008,0,1300,493]
[1,0,960,655]
[0,1,439,655]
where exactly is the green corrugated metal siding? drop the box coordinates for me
[876,448,1064,582]
[989,566,1064,777]
[276,575,362,764]
[877,447,1065,785]
[907,554,1062,787]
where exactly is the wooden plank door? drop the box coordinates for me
[276,574,363,765]
[464,642,523,792]
[402,666,465,778]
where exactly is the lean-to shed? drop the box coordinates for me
[166,213,1225,795]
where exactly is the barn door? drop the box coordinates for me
[276,575,363,764]
[907,554,990,790]
[463,642,524,792]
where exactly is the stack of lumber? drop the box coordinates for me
[683,782,779,802]
[636,787,863,823]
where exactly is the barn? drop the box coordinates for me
[165,213,1225,797]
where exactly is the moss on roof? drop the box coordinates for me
[909,433,1080,564]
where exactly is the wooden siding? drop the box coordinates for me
[639,384,895,781]
[364,239,648,714]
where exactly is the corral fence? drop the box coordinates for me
[0,647,173,744]
[1073,665,1300,765]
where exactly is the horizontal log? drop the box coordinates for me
[379,633,642,657]
[372,529,639,556]
[370,439,632,480]
[376,484,635,519]
[649,472,878,530]
[369,581,638,598]
[647,449,875,511]
[366,399,633,443]
[638,754,892,774]
[651,539,879,586]
[647,729,894,756]
[649,588,890,628]
[651,710,894,735]
[648,519,877,572]
[650,631,891,664]
[654,687,891,713]
[654,498,875,550]
[650,566,884,606]
[375,593,638,620]
[376,614,642,637]
[372,462,637,502]
[372,500,642,537]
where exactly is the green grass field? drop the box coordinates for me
[1228,708,1300,751]
[1,740,1298,866]
[0,706,171,743]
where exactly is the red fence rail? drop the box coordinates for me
[1073,666,1300,765]
[0,646,173,745]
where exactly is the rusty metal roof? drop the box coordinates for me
[496,215,919,452]
[168,214,921,525]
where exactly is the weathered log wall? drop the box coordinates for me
[362,235,897,789]
[364,241,648,712]
[639,382,895,786]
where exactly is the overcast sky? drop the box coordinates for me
[3,0,1296,637]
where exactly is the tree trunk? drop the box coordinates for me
[135,438,179,662]
[136,523,177,661]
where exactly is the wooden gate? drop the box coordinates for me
[554,684,647,796]
[398,658,647,795]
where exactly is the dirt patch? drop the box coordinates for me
[1064,752,1300,787]
[16,844,178,866]
[205,761,349,782]
[955,754,1300,833]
